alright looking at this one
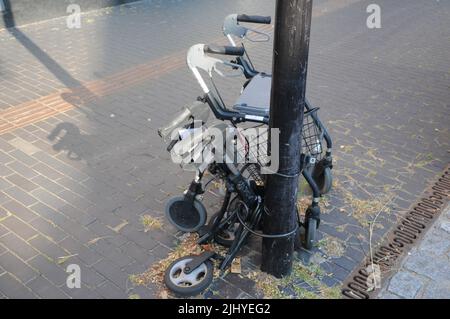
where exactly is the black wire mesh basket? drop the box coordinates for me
[236,107,325,174]
[301,108,324,163]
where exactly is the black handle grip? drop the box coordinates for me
[204,45,245,56]
[166,139,178,152]
[237,14,271,24]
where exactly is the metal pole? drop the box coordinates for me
[261,0,313,278]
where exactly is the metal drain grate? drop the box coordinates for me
[342,165,450,299]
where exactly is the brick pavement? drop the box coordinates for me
[0,0,449,298]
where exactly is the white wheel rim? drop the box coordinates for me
[169,258,208,287]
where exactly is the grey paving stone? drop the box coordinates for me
[28,234,68,260]
[5,173,39,192]
[419,229,450,256]
[30,162,65,180]
[378,290,402,299]
[2,186,38,207]
[5,161,38,179]
[30,175,64,194]
[0,273,36,299]
[440,221,450,234]
[2,200,37,222]
[28,254,68,287]
[0,224,9,237]
[0,151,14,165]
[30,188,67,210]
[0,138,15,152]
[26,276,70,299]
[0,251,38,283]
[422,281,450,299]
[387,271,424,299]
[60,283,103,299]
[29,217,68,243]
[1,215,37,241]
[9,149,38,167]
[0,206,9,220]
[0,178,13,191]
[404,250,450,282]
[95,281,128,299]
[8,138,40,156]
[0,232,39,261]
[91,259,129,290]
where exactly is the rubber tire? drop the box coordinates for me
[164,256,214,297]
[304,218,317,250]
[314,166,333,195]
[165,196,207,233]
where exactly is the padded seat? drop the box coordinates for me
[233,73,271,117]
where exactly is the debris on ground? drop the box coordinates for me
[141,215,163,232]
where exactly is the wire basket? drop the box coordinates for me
[236,108,325,173]
[302,108,325,163]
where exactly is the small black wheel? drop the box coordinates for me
[313,166,333,195]
[304,218,318,250]
[165,196,207,233]
[164,255,214,296]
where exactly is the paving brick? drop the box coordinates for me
[120,241,155,265]
[422,280,450,299]
[5,161,38,179]
[58,237,103,266]
[8,138,41,156]
[95,281,128,299]
[0,166,13,177]
[0,138,15,152]
[0,151,14,165]
[0,178,13,191]
[28,254,68,287]
[26,276,70,299]
[387,271,424,299]
[28,234,68,261]
[2,186,38,207]
[91,259,129,290]
[29,216,68,243]
[0,243,6,256]
[2,200,37,222]
[0,224,9,237]
[30,174,64,194]
[404,250,450,282]
[0,206,10,220]
[1,215,37,240]
[32,151,89,183]
[0,273,36,299]
[0,192,10,205]
[0,232,38,261]
[30,188,67,210]
[0,252,38,283]
[5,173,39,192]
[90,239,134,268]
[60,283,103,299]
[30,162,65,180]
[9,149,39,167]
